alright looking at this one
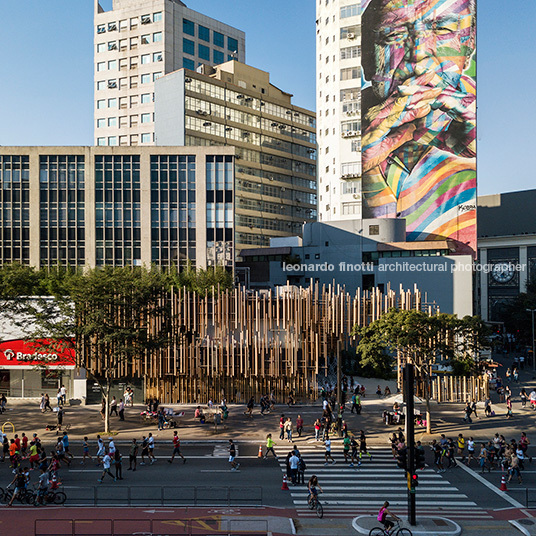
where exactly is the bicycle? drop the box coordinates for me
[32,488,67,506]
[369,519,412,536]
[307,492,324,518]
[2,486,36,505]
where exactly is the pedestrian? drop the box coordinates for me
[297,454,306,484]
[479,443,489,473]
[350,436,359,467]
[466,437,475,466]
[264,433,277,459]
[43,393,52,412]
[110,396,118,416]
[56,405,65,433]
[21,433,28,457]
[98,452,116,482]
[508,452,523,484]
[520,432,531,462]
[359,430,372,464]
[108,438,116,458]
[513,368,519,382]
[62,431,73,459]
[484,397,492,417]
[28,440,39,469]
[506,368,511,382]
[118,398,125,421]
[40,393,46,413]
[296,415,304,437]
[284,417,293,442]
[96,435,105,465]
[324,435,335,465]
[56,388,62,407]
[521,389,528,408]
[157,408,166,431]
[279,414,285,440]
[343,433,351,463]
[314,419,321,441]
[167,430,186,464]
[114,448,123,480]
[506,396,513,419]
[228,440,240,471]
[60,385,67,405]
[463,401,473,423]
[2,434,8,462]
[244,397,254,418]
[100,400,106,421]
[530,389,536,410]
[289,450,300,485]
[81,436,92,464]
[140,436,149,465]
[457,434,466,462]
[148,432,155,464]
[128,439,138,471]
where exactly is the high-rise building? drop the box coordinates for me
[94,0,245,147]
[154,60,317,253]
[0,146,235,269]
[316,1,362,222]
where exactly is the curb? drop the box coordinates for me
[289,518,297,535]
[351,515,461,536]
[510,520,532,536]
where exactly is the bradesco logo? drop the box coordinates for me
[2,348,59,362]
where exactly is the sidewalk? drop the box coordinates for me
[510,518,536,536]
[352,515,461,536]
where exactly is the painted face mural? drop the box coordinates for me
[361,0,476,255]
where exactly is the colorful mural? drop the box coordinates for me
[361,0,476,255]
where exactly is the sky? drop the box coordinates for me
[0,0,534,197]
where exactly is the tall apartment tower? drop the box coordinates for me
[94,0,245,147]
[316,1,361,221]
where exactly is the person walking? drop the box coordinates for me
[324,435,335,465]
[39,393,46,413]
[279,415,285,440]
[60,385,67,405]
[506,396,513,419]
[296,415,304,437]
[343,433,351,464]
[128,439,138,471]
[228,440,240,471]
[508,452,523,484]
[148,433,155,464]
[264,434,277,459]
[118,399,125,421]
[81,436,92,464]
[140,436,149,465]
[96,435,105,466]
[43,393,52,412]
[314,419,321,441]
[289,450,300,485]
[62,432,73,460]
[457,434,466,462]
[167,431,186,464]
[56,389,62,407]
[98,452,116,483]
[157,409,166,431]
[521,389,528,409]
[358,430,372,464]
[110,396,118,417]
[56,406,65,434]
[463,401,473,423]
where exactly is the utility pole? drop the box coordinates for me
[404,364,416,526]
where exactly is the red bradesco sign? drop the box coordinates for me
[0,339,76,368]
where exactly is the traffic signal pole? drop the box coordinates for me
[404,364,417,526]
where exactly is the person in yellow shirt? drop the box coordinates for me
[264,433,278,459]
[457,434,466,463]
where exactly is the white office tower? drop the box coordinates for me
[94,0,245,146]
[316,1,361,221]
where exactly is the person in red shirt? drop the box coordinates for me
[21,433,28,456]
[167,431,186,464]
[14,434,21,451]
[296,415,304,437]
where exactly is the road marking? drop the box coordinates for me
[456,460,524,508]
[199,470,241,472]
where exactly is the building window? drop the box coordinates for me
[141,34,150,45]
[214,50,224,64]
[108,117,117,127]
[199,44,210,61]
[97,119,106,128]
[108,60,117,71]
[97,138,106,146]
[108,136,118,146]
[97,24,106,34]
[213,31,224,48]
[97,100,106,109]
[341,45,361,60]
[340,4,359,18]
[153,72,162,81]
[97,81,106,90]
[369,225,379,236]
[340,67,361,80]
[153,32,162,42]
[153,52,162,62]
[97,62,106,72]
[141,113,151,123]
[97,43,105,53]
[108,98,118,108]
[141,93,151,104]
[183,58,195,70]
[152,11,162,22]
[108,41,117,51]
[351,139,361,152]
[198,25,210,42]
[141,133,151,144]
[141,74,151,84]
[183,38,194,55]
[227,36,238,53]
[183,18,195,36]
[141,54,150,64]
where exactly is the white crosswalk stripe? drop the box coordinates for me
[278,446,493,519]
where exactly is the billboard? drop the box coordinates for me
[361,0,476,255]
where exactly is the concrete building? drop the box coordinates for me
[0,146,235,269]
[477,189,536,322]
[94,0,245,147]
[238,218,473,317]
[154,60,318,252]
[316,1,362,222]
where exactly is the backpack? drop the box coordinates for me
[299,458,306,471]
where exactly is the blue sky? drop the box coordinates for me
[0,0,533,196]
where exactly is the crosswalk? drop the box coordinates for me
[278,444,493,520]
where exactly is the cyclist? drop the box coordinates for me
[307,474,323,506]
[35,468,49,505]
[377,501,400,533]
[7,468,27,507]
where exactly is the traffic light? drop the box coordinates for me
[415,447,426,470]
[411,473,419,488]
[396,447,407,470]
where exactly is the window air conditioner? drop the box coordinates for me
[108,24,117,31]
[141,17,151,24]
[108,81,117,88]
[347,33,356,39]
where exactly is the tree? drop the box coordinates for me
[352,309,488,433]
[503,277,536,347]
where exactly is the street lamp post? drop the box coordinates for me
[526,309,536,372]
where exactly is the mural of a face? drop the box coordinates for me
[371,0,475,100]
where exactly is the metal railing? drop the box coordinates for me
[35,518,268,536]
[63,485,263,507]
[506,487,536,508]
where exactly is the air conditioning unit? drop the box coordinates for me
[342,130,358,138]
[97,27,106,34]
[353,194,360,200]
[141,17,151,24]
[108,81,117,89]
[108,23,117,31]
[347,33,356,39]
